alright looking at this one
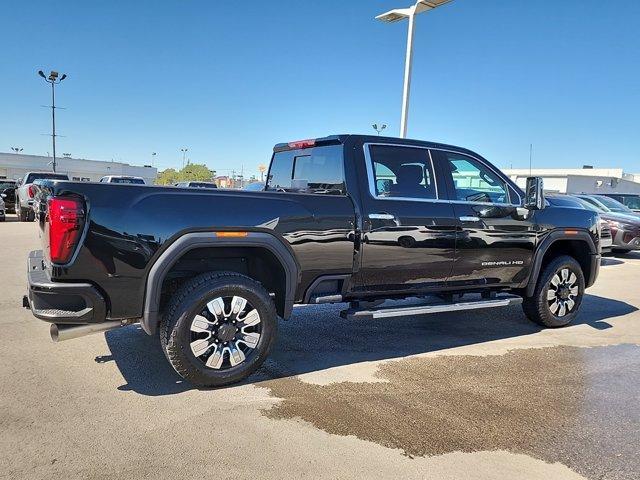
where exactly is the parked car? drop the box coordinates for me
[174,181,218,189]
[575,194,640,218]
[16,172,69,221]
[545,195,612,253]
[570,195,640,253]
[25,134,602,387]
[0,179,17,213]
[99,175,146,184]
[599,193,640,213]
[0,195,5,221]
[243,182,265,191]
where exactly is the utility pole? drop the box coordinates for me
[38,70,67,172]
[181,148,188,168]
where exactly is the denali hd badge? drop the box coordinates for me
[482,260,525,267]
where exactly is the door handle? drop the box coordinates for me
[369,213,396,220]
[459,216,480,222]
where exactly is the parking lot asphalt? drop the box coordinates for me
[1,216,639,480]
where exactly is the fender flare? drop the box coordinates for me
[141,232,299,335]
[524,229,598,297]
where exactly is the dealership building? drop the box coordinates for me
[504,167,640,195]
[0,152,157,184]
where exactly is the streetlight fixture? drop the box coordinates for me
[372,123,387,135]
[180,148,188,168]
[62,153,71,158]
[151,152,157,166]
[38,69,67,172]
[11,147,24,153]
[376,0,452,138]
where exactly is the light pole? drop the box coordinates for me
[180,148,188,168]
[11,147,23,153]
[38,70,67,172]
[376,0,452,138]
[151,152,157,167]
[372,123,387,135]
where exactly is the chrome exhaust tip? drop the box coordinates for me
[50,320,126,342]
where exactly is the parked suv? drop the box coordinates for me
[16,172,69,221]
[572,195,640,253]
[25,135,601,387]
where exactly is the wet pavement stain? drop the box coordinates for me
[262,345,640,480]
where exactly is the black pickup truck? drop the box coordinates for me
[25,135,601,386]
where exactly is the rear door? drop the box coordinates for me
[435,149,536,287]
[358,143,457,293]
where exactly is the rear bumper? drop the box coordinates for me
[25,250,107,324]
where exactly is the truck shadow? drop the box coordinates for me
[99,294,636,396]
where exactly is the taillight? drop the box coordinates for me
[28,185,37,198]
[48,197,84,264]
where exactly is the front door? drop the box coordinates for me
[358,144,457,294]
[436,150,537,287]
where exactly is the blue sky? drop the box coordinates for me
[2,0,639,176]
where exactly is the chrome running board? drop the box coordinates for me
[341,295,523,321]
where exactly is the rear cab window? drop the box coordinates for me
[266,145,346,195]
[26,173,69,183]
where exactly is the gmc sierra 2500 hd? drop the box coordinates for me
[25,135,601,386]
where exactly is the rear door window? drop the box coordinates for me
[266,145,345,194]
[367,145,437,200]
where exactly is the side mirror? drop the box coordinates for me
[524,176,545,210]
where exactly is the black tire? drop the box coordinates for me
[522,255,585,328]
[160,271,277,387]
[26,208,35,222]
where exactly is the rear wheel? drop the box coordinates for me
[160,271,277,387]
[523,255,585,328]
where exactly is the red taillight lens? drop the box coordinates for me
[28,185,36,198]
[48,197,84,264]
[288,139,316,149]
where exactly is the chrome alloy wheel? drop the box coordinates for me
[547,268,579,317]
[189,295,261,369]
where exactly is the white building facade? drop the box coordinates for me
[504,168,640,195]
[0,152,157,184]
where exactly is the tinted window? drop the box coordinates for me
[188,182,217,189]
[577,196,610,212]
[547,196,585,208]
[266,145,345,194]
[0,182,16,190]
[111,177,145,184]
[621,196,640,209]
[368,145,436,199]
[593,195,631,212]
[26,173,69,183]
[444,153,509,204]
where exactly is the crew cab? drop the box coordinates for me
[25,135,601,386]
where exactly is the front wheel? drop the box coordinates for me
[160,271,277,387]
[522,255,585,328]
